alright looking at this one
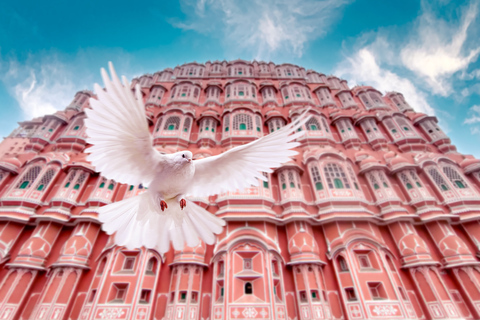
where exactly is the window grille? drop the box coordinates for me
[427,167,450,191]
[233,114,253,130]
[306,117,321,131]
[368,172,380,190]
[321,118,330,133]
[164,116,180,130]
[311,166,323,190]
[442,165,468,189]
[280,172,286,190]
[324,163,350,189]
[64,170,76,188]
[36,169,56,192]
[17,166,42,189]
[378,171,390,188]
[183,117,191,133]
[347,165,359,190]
[155,117,163,132]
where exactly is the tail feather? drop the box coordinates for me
[97,192,224,253]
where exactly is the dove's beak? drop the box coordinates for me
[188,159,192,163]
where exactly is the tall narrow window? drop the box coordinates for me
[245,282,253,294]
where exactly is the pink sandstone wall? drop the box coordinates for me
[0,60,479,320]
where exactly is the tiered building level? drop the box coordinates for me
[0,60,480,320]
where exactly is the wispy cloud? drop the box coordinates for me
[335,47,435,115]
[174,0,352,59]
[0,54,78,119]
[400,1,480,96]
[464,105,480,124]
[0,49,135,121]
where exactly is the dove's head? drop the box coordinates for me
[173,151,193,164]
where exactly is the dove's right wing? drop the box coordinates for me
[187,111,311,197]
[85,62,165,187]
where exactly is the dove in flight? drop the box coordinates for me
[85,62,311,254]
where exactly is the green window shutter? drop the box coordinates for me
[225,127,229,132]
[290,182,295,188]
[129,185,134,191]
[239,123,246,130]
[263,181,269,188]
[441,184,448,191]
[19,181,29,189]
[334,178,344,189]
[416,182,422,188]
[73,126,80,130]
[73,184,80,190]
[406,183,413,190]
[256,127,260,132]
[455,181,465,188]
[168,124,175,130]
[282,183,286,190]
[239,91,244,96]
[383,182,389,188]
[64,182,70,188]
[99,182,105,188]
[373,184,379,190]
[315,182,323,190]
[108,183,114,190]
[37,184,44,191]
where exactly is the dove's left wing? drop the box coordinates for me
[85,62,165,187]
[187,112,311,198]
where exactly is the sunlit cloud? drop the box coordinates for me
[400,1,480,96]
[335,48,435,115]
[174,0,352,60]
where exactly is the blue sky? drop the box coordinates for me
[1,0,479,157]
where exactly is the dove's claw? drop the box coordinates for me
[180,199,186,210]
[160,200,168,211]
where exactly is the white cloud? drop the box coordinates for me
[174,0,351,59]
[335,48,435,115]
[464,105,480,124]
[400,1,480,96]
[1,56,78,119]
[0,49,135,121]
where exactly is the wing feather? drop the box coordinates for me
[188,110,311,197]
[85,62,164,186]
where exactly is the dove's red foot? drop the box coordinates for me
[180,199,186,210]
[160,200,168,211]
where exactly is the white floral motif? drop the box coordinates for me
[98,308,126,319]
[372,305,398,316]
[243,307,258,318]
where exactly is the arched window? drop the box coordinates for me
[164,116,180,131]
[427,167,450,192]
[306,117,321,131]
[16,166,42,190]
[324,163,350,189]
[310,166,323,190]
[155,117,163,133]
[267,118,285,132]
[442,165,468,189]
[183,117,191,133]
[35,169,56,191]
[245,282,253,294]
[337,256,349,271]
[146,257,158,274]
[233,114,253,131]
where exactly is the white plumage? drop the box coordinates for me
[85,62,311,254]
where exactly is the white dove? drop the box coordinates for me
[85,62,311,254]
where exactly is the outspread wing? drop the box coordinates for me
[85,62,164,187]
[187,111,311,197]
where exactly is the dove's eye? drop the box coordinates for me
[182,154,185,158]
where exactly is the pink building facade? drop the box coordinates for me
[0,60,480,320]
